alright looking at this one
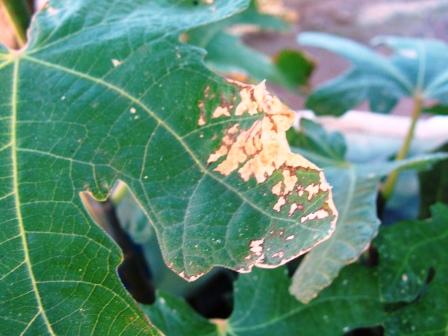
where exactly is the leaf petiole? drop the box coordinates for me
[0,0,31,48]
[382,94,423,199]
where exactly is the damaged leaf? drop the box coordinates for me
[197,81,337,271]
[146,205,448,335]
[0,0,334,334]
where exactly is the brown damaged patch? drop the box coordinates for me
[177,80,338,280]
[178,271,204,282]
[206,80,337,221]
[226,72,250,83]
[197,101,206,126]
[200,80,338,272]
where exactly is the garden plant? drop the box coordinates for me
[0,0,447,335]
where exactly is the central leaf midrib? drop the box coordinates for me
[22,55,303,226]
[11,59,56,335]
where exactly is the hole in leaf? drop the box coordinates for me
[376,192,385,220]
[186,270,237,319]
[82,183,237,318]
[425,266,436,285]
[345,326,384,336]
[286,255,304,277]
[80,191,155,304]
[412,266,436,302]
[360,245,380,267]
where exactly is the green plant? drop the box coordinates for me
[146,203,448,335]
[287,120,446,303]
[188,0,314,90]
[298,32,448,198]
[0,1,334,334]
[0,2,447,336]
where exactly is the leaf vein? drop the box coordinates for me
[23,55,298,226]
[11,59,57,336]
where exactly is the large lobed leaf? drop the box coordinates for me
[298,32,448,115]
[147,204,448,335]
[0,0,337,334]
[113,96,448,299]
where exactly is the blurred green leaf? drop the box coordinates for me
[289,120,447,303]
[423,104,448,115]
[143,292,217,336]
[298,33,448,115]
[377,204,448,334]
[147,204,448,335]
[419,143,448,218]
[274,49,315,89]
[145,265,385,336]
[287,119,347,167]
[189,1,313,89]
[228,266,384,336]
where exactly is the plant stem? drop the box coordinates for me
[382,95,423,199]
[0,0,31,48]
[211,319,230,336]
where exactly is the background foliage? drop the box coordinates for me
[0,0,447,335]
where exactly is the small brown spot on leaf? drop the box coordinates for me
[212,106,231,118]
[249,239,265,260]
[178,271,204,282]
[204,85,211,98]
[272,251,285,259]
[300,209,330,224]
[305,183,320,200]
[197,101,206,126]
[273,197,286,212]
[111,59,123,67]
[250,239,264,254]
[226,72,250,83]
[46,5,59,16]
[288,203,299,217]
[179,33,189,43]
